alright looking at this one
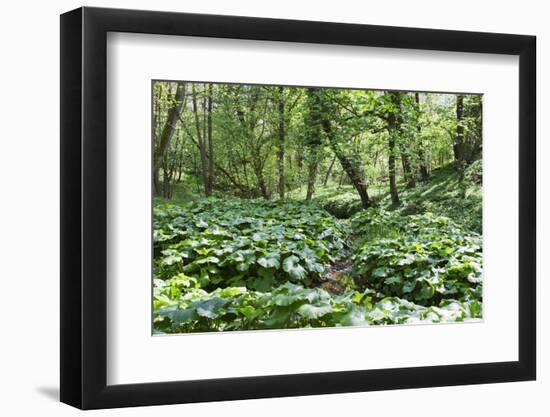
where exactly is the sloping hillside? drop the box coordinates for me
[308,161,482,233]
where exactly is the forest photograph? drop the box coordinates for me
[152,80,483,334]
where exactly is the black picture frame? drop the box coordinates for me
[60,6,536,410]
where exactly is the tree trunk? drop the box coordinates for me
[206,84,214,195]
[253,159,269,199]
[467,96,483,162]
[192,85,210,196]
[153,168,160,195]
[277,87,286,199]
[305,88,322,201]
[415,93,429,180]
[454,94,465,164]
[337,170,345,188]
[321,117,370,208]
[315,89,371,208]
[419,160,429,181]
[161,156,171,198]
[387,111,400,205]
[153,82,186,196]
[305,158,319,200]
[323,155,337,186]
[401,151,416,188]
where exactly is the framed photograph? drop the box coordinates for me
[60,6,536,410]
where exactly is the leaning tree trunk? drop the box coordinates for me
[153,82,186,196]
[321,117,371,208]
[323,155,337,186]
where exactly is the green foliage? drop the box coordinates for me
[153,197,483,333]
[154,198,349,291]
[151,82,484,334]
[351,209,482,306]
[384,164,482,233]
[463,159,482,185]
[154,277,482,333]
[317,191,364,219]
[288,184,382,219]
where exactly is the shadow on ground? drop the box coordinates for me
[35,386,59,401]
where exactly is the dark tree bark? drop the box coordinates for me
[387,124,400,205]
[305,158,319,201]
[313,90,371,208]
[385,93,400,205]
[161,152,176,198]
[323,155,337,186]
[153,170,160,196]
[277,86,286,199]
[454,94,466,164]
[338,170,345,188]
[321,116,371,208]
[153,82,186,195]
[401,151,416,188]
[466,96,483,163]
[252,157,269,199]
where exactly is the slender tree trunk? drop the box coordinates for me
[321,117,370,208]
[315,89,371,208]
[296,150,303,170]
[192,85,211,196]
[401,151,416,188]
[153,169,160,195]
[338,170,345,188]
[454,94,465,164]
[467,96,483,162]
[305,158,319,200]
[305,88,322,201]
[384,92,401,205]
[277,87,286,199]
[253,158,269,199]
[419,158,429,180]
[153,82,186,196]
[152,88,161,194]
[206,84,214,195]
[415,93,429,180]
[184,126,252,196]
[161,156,170,198]
[387,111,400,205]
[323,155,337,186]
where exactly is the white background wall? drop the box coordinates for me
[0,0,545,415]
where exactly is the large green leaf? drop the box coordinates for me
[282,255,307,280]
[297,303,333,319]
[257,253,280,269]
[195,297,230,319]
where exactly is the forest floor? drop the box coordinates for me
[153,163,483,333]
[298,163,482,233]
